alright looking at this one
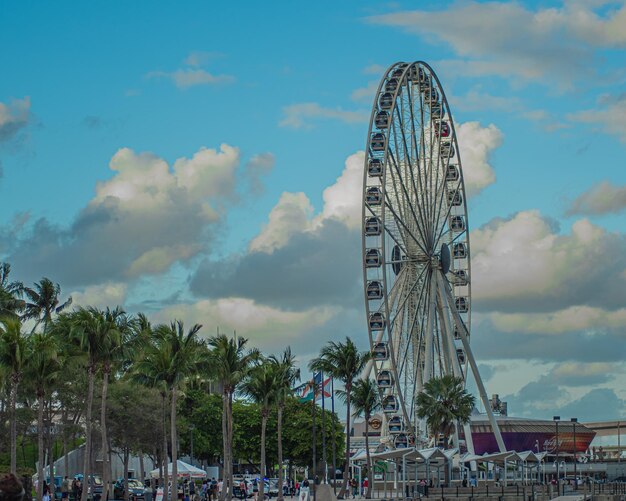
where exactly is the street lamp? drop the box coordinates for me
[553,416,561,482]
[571,418,578,489]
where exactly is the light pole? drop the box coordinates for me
[571,418,577,489]
[190,424,195,466]
[553,416,561,483]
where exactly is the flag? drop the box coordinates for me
[295,381,315,402]
[313,372,332,401]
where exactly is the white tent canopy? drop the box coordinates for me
[150,460,207,479]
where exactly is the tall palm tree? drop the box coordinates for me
[22,277,72,333]
[27,330,61,501]
[98,307,130,501]
[131,331,172,501]
[310,337,370,499]
[70,307,121,501]
[416,374,475,448]
[240,362,276,500]
[207,334,259,501]
[349,379,380,499]
[0,262,24,318]
[0,316,30,474]
[270,348,300,501]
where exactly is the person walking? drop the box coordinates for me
[298,479,309,501]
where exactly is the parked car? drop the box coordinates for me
[113,478,145,500]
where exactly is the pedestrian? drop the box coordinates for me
[350,478,357,499]
[362,477,368,497]
[0,473,25,501]
[298,479,309,501]
[61,476,70,500]
[43,483,51,501]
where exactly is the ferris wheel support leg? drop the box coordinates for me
[423,272,437,385]
[435,278,472,454]
[437,272,507,453]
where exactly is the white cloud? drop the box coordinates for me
[279,102,369,129]
[456,121,503,196]
[568,93,626,142]
[567,180,626,215]
[152,297,340,353]
[71,282,128,309]
[147,69,234,88]
[490,305,626,334]
[351,81,379,103]
[368,1,626,87]
[0,97,31,143]
[249,192,314,253]
[183,51,223,67]
[472,210,626,312]
[4,143,267,287]
[363,64,387,75]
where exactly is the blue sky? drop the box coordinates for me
[2,0,626,424]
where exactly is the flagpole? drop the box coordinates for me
[311,374,317,501]
[331,378,337,495]
[321,372,327,484]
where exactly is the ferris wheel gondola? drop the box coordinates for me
[361,61,506,452]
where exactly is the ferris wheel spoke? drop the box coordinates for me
[387,263,428,328]
[386,147,430,253]
[392,99,431,245]
[433,176,463,250]
[406,82,432,244]
[383,190,427,256]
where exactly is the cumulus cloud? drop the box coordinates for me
[71,282,128,309]
[147,69,235,88]
[456,121,502,196]
[151,297,341,354]
[568,93,626,142]
[351,81,379,103]
[567,181,626,216]
[368,1,626,87]
[471,211,626,312]
[0,97,31,143]
[2,144,258,287]
[244,153,275,194]
[279,103,369,129]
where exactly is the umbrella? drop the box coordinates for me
[150,460,207,479]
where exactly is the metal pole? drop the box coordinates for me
[190,425,194,466]
[321,372,327,483]
[312,376,317,501]
[571,418,577,489]
[553,416,560,484]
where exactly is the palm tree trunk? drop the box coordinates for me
[162,392,169,501]
[37,392,45,501]
[10,373,18,474]
[49,401,56,500]
[81,366,95,501]
[63,408,69,477]
[124,448,130,501]
[101,368,110,501]
[220,391,228,501]
[259,411,267,500]
[277,405,284,501]
[171,387,179,501]
[339,388,351,499]
[364,418,371,499]
[222,391,233,501]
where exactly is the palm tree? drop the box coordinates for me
[240,362,276,500]
[310,337,370,498]
[70,307,121,501]
[270,348,300,501]
[98,307,130,501]
[349,379,380,499]
[27,330,61,501]
[156,321,203,501]
[207,334,260,501]
[415,374,475,448]
[0,262,24,318]
[0,316,30,474]
[22,277,72,333]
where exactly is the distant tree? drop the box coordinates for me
[0,263,24,319]
[207,334,259,501]
[0,317,30,474]
[270,348,300,501]
[348,379,380,498]
[240,363,276,500]
[22,277,72,333]
[416,374,475,447]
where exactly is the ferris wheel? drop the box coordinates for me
[361,61,505,452]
